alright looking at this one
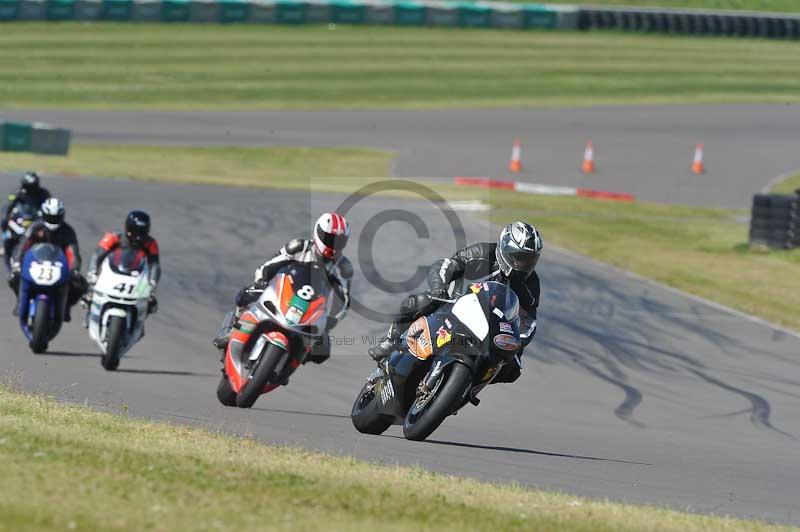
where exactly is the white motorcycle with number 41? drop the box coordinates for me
[87,248,153,371]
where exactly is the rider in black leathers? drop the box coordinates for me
[1,172,51,260]
[8,198,86,321]
[368,222,543,385]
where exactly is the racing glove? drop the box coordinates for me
[427,287,449,300]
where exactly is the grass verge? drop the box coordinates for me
[516,0,800,12]
[770,172,800,195]
[5,143,799,331]
[0,144,394,189]
[469,188,800,331]
[0,386,790,532]
[2,24,800,109]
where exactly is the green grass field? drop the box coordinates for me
[4,144,799,330]
[1,24,800,110]
[525,0,800,12]
[771,172,800,195]
[0,386,790,532]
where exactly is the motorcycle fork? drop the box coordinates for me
[228,312,259,368]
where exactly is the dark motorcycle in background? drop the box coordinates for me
[2,202,39,269]
[351,281,525,441]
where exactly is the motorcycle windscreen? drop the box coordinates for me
[451,293,489,341]
[108,248,147,275]
[263,263,331,334]
[22,243,68,286]
[453,281,520,339]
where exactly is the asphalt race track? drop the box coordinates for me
[0,173,798,525]
[3,104,800,208]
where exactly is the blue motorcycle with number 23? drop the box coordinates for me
[18,243,69,353]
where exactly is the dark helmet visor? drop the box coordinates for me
[316,225,348,251]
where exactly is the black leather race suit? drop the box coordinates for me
[1,188,51,260]
[379,242,540,384]
[9,220,87,318]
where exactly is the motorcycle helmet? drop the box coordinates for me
[125,210,151,246]
[313,212,349,259]
[41,198,65,231]
[20,171,41,197]
[495,221,542,278]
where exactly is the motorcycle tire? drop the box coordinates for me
[30,299,49,354]
[101,316,126,371]
[351,380,393,435]
[216,374,237,407]
[403,362,472,442]
[236,342,286,408]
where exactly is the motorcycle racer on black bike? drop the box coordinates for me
[368,221,542,385]
[213,212,353,365]
[1,172,51,261]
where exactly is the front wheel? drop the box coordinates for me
[216,374,238,407]
[351,380,393,435]
[403,362,472,442]
[101,315,126,371]
[30,299,49,354]
[236,343,287,408]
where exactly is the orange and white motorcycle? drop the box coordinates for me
[216,262,332,408]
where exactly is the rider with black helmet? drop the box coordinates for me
[1,172,51,259]
[368,221,543,385]
[86,210,161,318]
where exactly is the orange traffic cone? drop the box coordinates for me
[692,144,705,174]
[508,138,523,174]
[581,140,595,174]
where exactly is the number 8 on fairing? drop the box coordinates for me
[296,284,315,300]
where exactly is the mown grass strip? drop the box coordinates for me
[1,24,800,109]
[0,386,791,532]
[0,144,395,190]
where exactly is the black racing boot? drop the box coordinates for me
[368,323,403,361]
[212,332,231,351]
[368,337,394,361]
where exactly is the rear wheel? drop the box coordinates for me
[403,362,472,441]
[30,299,49,354]
[236,343,286,408]
[351,380,393,435]
[216,374,237,407]
[101,316,126,371]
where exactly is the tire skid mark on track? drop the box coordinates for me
[2,174,800,523]
[688,369,795,440]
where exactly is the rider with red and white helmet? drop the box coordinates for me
[213,212,353,365]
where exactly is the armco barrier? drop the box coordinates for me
[578,5,800,39]
[0,122,70,155]
[0,0,580,29]
[2,0,798,36]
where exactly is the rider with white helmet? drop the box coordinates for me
[213,212,353,365]
[8,198,87,321]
